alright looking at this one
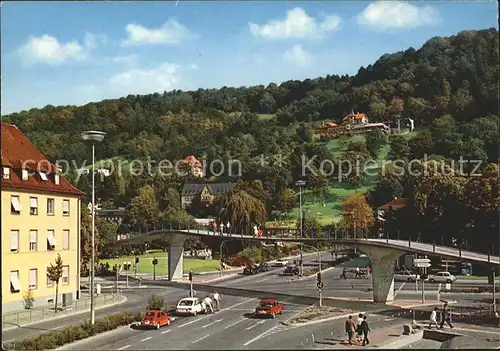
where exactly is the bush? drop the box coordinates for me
[146,294,165,310]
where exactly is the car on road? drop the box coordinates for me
[254,298,284,318]
[429,271,456,283]
[257,262,270,272]
[243,264,259,275]
[272,258,289,267]
[140,309,171,329]
[282,264,299,276]
[394,270,420,282]
[176,297,205,316]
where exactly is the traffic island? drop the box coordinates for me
[286,305,357,325]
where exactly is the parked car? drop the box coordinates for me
[257,262,270,272]
[282,264,299,276]
[140,309,171,329]
[254,298,284,318]
[394,270,420,282]
[429,271,456,283]
[272,259,289,267]
[243,264,259,275]
[176,297,205,316]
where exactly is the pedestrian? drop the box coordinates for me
[226,222,230,234]
[345,315,356,345]
[360,315,371,346]
[356,313,364,342]
[340,268,347,280]
[355,266,361,279]
[439,303,454,329]
[429,307,439,329]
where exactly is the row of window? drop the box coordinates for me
[3,167,60,185]
[10,266,69,293]
[10,195,70,216]
[10,229,71,252]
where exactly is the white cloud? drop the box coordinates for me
[249,7,341,40]
[122,20,193,46]
[18,35,86,65]
[283,44,312,67]
[357,1,440,30]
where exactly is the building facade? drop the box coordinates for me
[1,123,84,313]
[181,183,236,209]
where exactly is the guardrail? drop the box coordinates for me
[1,293,116,329]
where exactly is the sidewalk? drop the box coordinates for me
[2,293,125,331]
[331,324,408,348]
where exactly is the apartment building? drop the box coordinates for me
[1,123,84,313]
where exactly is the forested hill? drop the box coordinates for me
[3,28,498,164]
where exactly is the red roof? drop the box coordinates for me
[1,123,84,196]
[378,198,408,211]
[343,112,367,121]
[182,155,203,169]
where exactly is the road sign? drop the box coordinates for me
[317,282,324,290]
[414,263,431,268]
[413,259,431,264]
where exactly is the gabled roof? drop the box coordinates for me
[378,198,408,211]
[1,123,84,196]
[182,155,203,169]
[343,112,367,121]
[181,182,236,196]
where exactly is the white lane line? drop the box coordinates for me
[140,336,152,342]
[117,345,131,350]
[224,318,247,330]
[202,318,224,328]
[256,276,271,283]
[246,319,266,330]
[192,334,210,344]
[394,282,406,298]
[178,298,256,328]
[243,325,279,346]
[162,329,171,334]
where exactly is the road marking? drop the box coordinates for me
[246,319,266,330]
[192,334,210,344]
[256,276,271,283]
[178,298,256,328]
[140,336,152,342]
[394,282,406,298]
[243,325,279,346]
[202,318,224,328]
[224,318,247,330]
[117,346,131,350]
[162,329,171,334]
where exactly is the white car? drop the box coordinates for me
[429,271,456,284]
[394,271,420,282]
[176,297,205,316]
[272,259,289,267]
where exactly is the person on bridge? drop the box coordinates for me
[439,303,453,329]
[212,291,221,310]
[428,307,439,329]
[203,295,214,313]
[345,316,356,345]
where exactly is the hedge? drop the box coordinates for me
[4,312,136,350]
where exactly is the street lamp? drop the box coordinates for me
[302,243,322,306]
[82,130,106,325]
[295,180,306,277]
[220,239,236,277]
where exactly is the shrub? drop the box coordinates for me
[146,294,165,310]
[22,289,35,309]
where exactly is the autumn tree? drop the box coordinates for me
[339,195,374,238]
[47,254,63,312]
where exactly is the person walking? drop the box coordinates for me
[203,295,214,314]
[340,268,347,280]
[428,307,440,329]
[355,266,361,279]
[212,291,221,311]
[356,313,364,342]
[360,315,371,346]
[345,316,356,345]
[439,303,454,329]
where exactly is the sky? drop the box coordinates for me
[1,1,498,114]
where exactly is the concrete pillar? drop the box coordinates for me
[359,245,405,303]
[168,234,185,281]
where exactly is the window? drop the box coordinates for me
[10,230,19,252]
[11,195,22,214]
[3,167,10,179]
[62,266,69,285]
[10,271,21,293]
[54,174,60,185]
[22,169,28,180]
[30,197,38,215]
[47,198,55,215]
[29,269,37,289]
[39,172,48,181]
[62,200,70,216]
[29,230,38,251]
[46,268,53,286]
[63,230,70,250]
[47,230,56,250]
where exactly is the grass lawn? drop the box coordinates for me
[257,113,276,120]
[99,250,220,276]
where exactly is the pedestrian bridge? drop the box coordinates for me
[119,226,499,303]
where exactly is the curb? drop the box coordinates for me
[283,311,366,327]
[379,330,424,349]
[2,295,128,332]
[199,273,239,284]
[55,323,134,350]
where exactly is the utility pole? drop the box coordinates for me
[492,271,496,314]
[296,180,306,277]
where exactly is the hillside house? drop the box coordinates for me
[181,183,236,209]
[178,155,204,178]
[377,197,408,221]
[343,109,368,125]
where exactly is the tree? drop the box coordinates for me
[339,151,367,187]
[96,218,118,245]
[365,129,388,159]
[274,188,296,218]
[47,254,63,313]
[308,170,329,203]
[124,185,160,230]
[368,176,403,208]
[296,214,322,238]
[409,129,435,159]
[80,204,93,265]
[339,195,374,237]
[217,190,267,234]
[388,135,410,161]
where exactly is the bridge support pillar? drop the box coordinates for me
[359,245,404,303]
[168,234,185,281]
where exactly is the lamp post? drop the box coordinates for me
[220,239,236,277]
[82,130,106,325]
[302,243,322,306]
[295,180,306,277]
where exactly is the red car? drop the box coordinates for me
[140,309,171,329]
[254,298,284,318]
